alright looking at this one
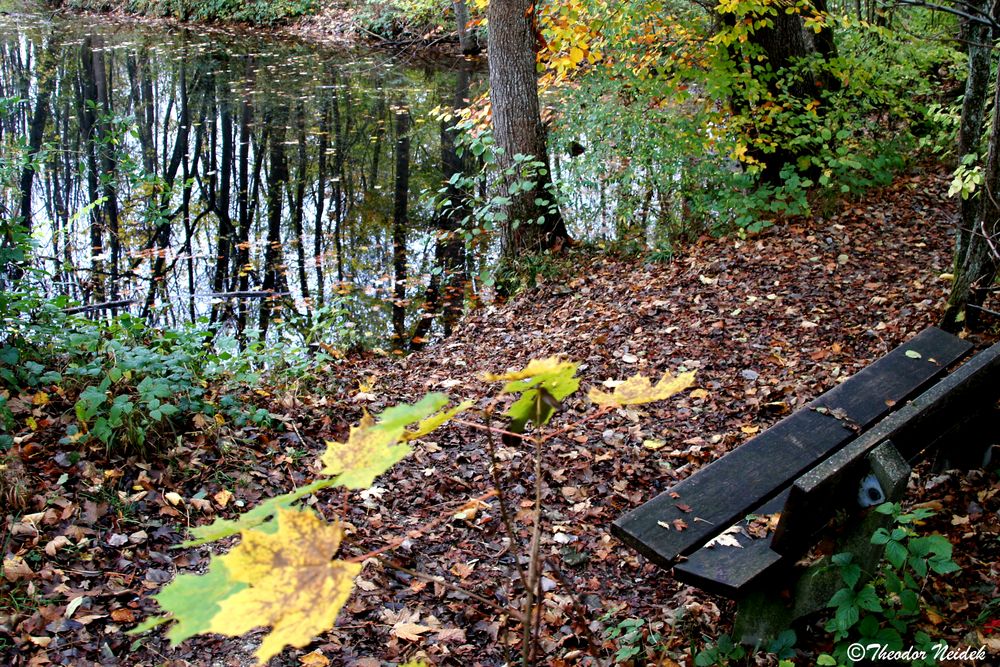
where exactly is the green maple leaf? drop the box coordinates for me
[484,357,580,433]
[135,559,247,643]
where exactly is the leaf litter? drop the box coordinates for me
[2,169,999,665]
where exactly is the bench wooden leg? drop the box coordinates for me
[732,441,910,646]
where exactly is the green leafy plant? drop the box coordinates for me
[693,633,746,666]
[948,153,984,200]
[603,616,663,664]
[823,502,960,665]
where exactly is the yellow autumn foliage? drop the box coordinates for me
[208,508,362,665]
[588,370,696,407]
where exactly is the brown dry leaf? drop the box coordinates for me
[450,562,475,579]
[189,498,213,512]
[299,649,331,666]
[391,621,432,641]
[44,536,71,557]
[435,627,467,643]
[111,609,135,623]
[3,556,33,582]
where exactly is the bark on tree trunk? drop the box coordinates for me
[391,103,410,351]
[259,107,291,338]
[944,50,1000,331]
[17,37,57,235]
[453,0,480,54]
[487,0,569,261]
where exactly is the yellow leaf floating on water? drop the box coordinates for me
[207,507,361,665]
[588,370,696,407]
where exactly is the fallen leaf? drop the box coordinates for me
[392,621,432,641]
[4,556,34,582]
[705,525,744,548]
[64,596,86,618]
[214,489,233,508]
[45,535,71,556]
[111,609,136,623]
[299,649,330,666]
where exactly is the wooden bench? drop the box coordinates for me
[612,327,1000,641]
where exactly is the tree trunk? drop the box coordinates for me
[259,107,290,337]
[391,104,411,351]
[17,36,57,235]
[943,48,1000,331]
[720,0,834,183]
[79,36,105,304]
[453,0,480,54]
[487,0,569,261]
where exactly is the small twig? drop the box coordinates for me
[63,299,136,314]
[521,392,547,667]
[539,406,612,444]
[483,409,530,593]
[453,417,530,442]
[349,489,498,562]
[968,303,1000,319]
[377,558,523,622]
[544,557,603,656]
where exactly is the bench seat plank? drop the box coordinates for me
[612,409,854,569]
[673,492,787,597]
[811,326,973,429]
[611,327,971,569]
[671,339,997,597]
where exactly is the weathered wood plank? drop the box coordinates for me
[773,339,1000,554]
[611,327,970,569]
[673,492,787,597]
[612,409,854,569]
[812,327,972,429]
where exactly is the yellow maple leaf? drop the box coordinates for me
[402,400,473,442]
[588,370,696,407]
[483,356,577,383]
[320,413,411,489]
[208,507,361,665]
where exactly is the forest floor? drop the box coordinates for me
[3,169,1000,666]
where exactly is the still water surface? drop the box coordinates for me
[2,8,486,347]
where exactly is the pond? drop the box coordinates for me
[2,8,488,348]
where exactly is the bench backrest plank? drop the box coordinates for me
[611,327,971,568]
[773,338,1000,554]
